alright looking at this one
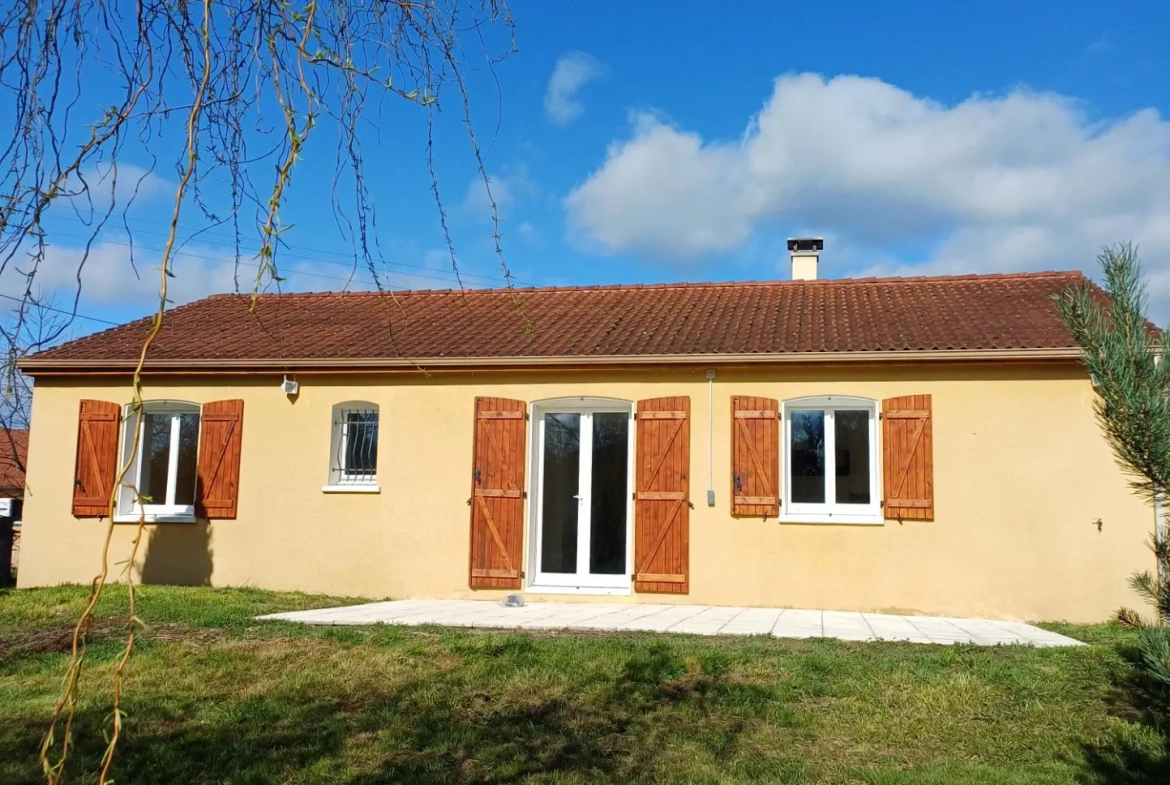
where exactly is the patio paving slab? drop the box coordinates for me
[259,600,1086,647]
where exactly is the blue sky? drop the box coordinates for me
[15,0,1170,340]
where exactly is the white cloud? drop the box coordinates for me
[3,240,237,306]
[516,221,541,248]
[565,73,1170,318]
[0,237,334,317]
[544,52,604,126]
[462,175,515,220]
[460,167,538,221]
[60,162,174,214]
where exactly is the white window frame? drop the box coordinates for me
[115,401,201,523]
[323,402,381,493]
[781,396,882,525]
[526,397,635,596]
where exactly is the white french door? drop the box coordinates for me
[531,405,632,592]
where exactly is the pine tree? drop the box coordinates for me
[1056,243,1170,699]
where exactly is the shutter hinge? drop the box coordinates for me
[522,490,528,499]
[525,413,530,421]
[880,500,885,508]
[520,570,526,579]
[878,413,883,420]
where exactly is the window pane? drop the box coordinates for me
[789,410,825,504]
[343,411,379,478]
[834,410,871,505]
[140,413,173,506]
[118,410,142,513]
[174,413,200,506]
[541,413,580,574]
[589,412,628,575]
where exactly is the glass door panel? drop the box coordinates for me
[539,413,580,575]
[533,408,631,591]
[589,412,628,575]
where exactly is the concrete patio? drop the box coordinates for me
[259,599,1085,647]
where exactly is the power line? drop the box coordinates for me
[2,215,536,332]
[0,292,120,326]
[0,245,488,334]
[53,214,536,287]
[48,229,523,290]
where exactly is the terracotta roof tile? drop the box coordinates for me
[23,271,1095,369]
[0,429,28,494]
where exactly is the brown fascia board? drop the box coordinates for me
[17,347,1086,375]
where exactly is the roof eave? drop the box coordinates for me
[17,347,1086,375]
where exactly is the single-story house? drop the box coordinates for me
[0,427,27,578]
[15,241,1153,621]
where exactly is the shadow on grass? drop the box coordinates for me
[1,643,749,785]
[1080,642,1170,785]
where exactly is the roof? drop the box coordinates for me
[0,429,28,494]
[20,271,1095,373]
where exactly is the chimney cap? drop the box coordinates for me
[787,237,824,253]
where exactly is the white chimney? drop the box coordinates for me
[788,237,823,281]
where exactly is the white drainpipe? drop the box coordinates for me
[706,369,716,506]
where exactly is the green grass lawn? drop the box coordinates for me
[1,586,1168,784]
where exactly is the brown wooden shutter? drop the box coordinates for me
[196,399,244,519]
[469,397,527,589]
[72,400,121,517]
[731,395,780,517]
[634,396,690,593]
[882,394,934,520]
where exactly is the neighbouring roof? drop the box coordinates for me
[0,429,28,494]
[20,271,1096,373]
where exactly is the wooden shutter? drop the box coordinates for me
[731,395,780,517]
[196,399,244,519]
[634,396,690,593]
[72,400,120,517]
[469,397,527,589]
[882,394,934,520]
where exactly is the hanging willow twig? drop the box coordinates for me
[0,2,515,782]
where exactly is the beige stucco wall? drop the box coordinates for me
[17,363,1154,622]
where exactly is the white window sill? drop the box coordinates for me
[322,484,381,494]
[525,585,631,596]
[113,514,197,524]
[780,512,884,526]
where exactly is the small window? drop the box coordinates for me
[117,401,201,522]
[783,396,880,523]
[329,403,379,487]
